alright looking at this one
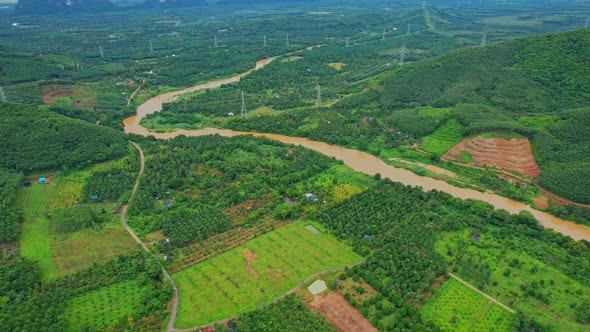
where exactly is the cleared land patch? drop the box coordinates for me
[308,291,378,332]
[421,278,514,331]
[328,62,346,70]
[173,221,362,328]
[42,84,97,109]
[64,280,143,331]
[443,135,541,178]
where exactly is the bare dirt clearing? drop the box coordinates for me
[308,291,378,332]
[443,136,541,178]
[42,85,97,109]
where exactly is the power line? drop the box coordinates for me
[240,90,246,117]
[315,80,321,107]
[399,45,406,67]
[0,87,7,102]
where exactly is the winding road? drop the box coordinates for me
[121,142,179,332]
[120,53,590,331]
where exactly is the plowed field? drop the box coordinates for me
[443,136,541,178]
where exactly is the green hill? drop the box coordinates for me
[0,103,128,172]
[381,28,590,112]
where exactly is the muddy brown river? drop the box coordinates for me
[124,57,590,241]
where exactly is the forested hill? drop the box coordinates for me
[0,103,128,172]
[15,0,116,14]
[381,28,590,112]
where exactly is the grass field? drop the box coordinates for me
[518,115,560,131]
[52,221,139,278]
[173,221,362,327]
[18,180,56,279]
[18,172,138,280]
[421,278,514,331]
[64,280,143,331]
[436,231,590,330]
[422,119,464,156]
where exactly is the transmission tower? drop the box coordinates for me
[286,33,289,47]
[399,45,406,67]
[407,23,411,34]
[345,36,349,47]
[149,40,153,54]
[586,16,590,28]
[0,86,7,102]
[432,20,436,30]
[240,90,246,117]
[422,0,426,9]
[382,29,386,40]
[99,45,104,58]
[263,35,267,47]
[481,33,487,46]
[315,80,321,107]
[214,35,219,48]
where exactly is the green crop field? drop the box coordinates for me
[64,280,143,331]
[421,119,464,156]
[436,231,590,330]
[421,278,514,331]
[18,181,56,279]
[173,220,362,328]
[52,221,139,278]
[18,172,138,279]
[518,115,560,131]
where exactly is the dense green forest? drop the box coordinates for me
[381,28,590,112]
[231,295,336,332]
[0,168,23,244]
[0,103,128,172]
[0,254,171,331]
[127,134,346,243]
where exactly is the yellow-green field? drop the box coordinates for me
[421,278,514,331]
[173,221,362,327]
[64,280,143,331]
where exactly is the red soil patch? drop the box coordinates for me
[443,136,541,178]
[533,195,550,209]
[242,248,259,279]
[41,85,97,109]
[308,291,378,332]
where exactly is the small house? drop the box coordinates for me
[164,200,172,207]
[303,193,318,201]
[38,177,47,184]
[159,238,170,245]
[364,234,372,241]
[469,231,481,241]
[90,195,99,200]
